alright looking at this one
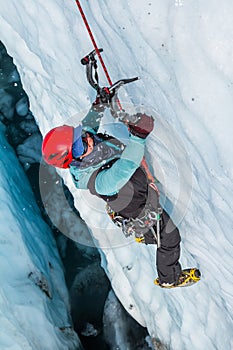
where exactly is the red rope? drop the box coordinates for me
[75,0,113,86]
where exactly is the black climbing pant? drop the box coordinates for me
[143,210,181,283]
[156,210,181,284]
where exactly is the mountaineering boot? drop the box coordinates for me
[154,268,201,288]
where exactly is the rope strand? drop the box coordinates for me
[75,0,113,86]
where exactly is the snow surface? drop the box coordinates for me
[1,0,233,349]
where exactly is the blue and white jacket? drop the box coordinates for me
[69,108,148,217]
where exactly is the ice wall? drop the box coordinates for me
[0,124,82,349]
[1,1,233,349]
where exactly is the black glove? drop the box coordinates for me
[100,87,115,103]
[92,87,115,112]
[94,87,115,104]
[128,113,154,139]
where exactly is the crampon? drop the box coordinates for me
[154,268,201,288]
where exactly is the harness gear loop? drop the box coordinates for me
[106,203,162,247]
[106,172,161,243]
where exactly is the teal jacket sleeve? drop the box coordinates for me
[95,134,146,196]
[81,107,104,134]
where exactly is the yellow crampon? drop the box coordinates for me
[154,268,201,288]
[135,236,145,244]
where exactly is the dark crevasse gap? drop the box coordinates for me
[27,164,112,350]
[0,40,153,350]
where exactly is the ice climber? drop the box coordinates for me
[42,51,200,288]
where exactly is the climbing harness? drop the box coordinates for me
[106,204,161,248]
[106,182,162,248]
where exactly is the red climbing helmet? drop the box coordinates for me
[42,125,74,169]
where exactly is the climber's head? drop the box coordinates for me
[42,125,93,169]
